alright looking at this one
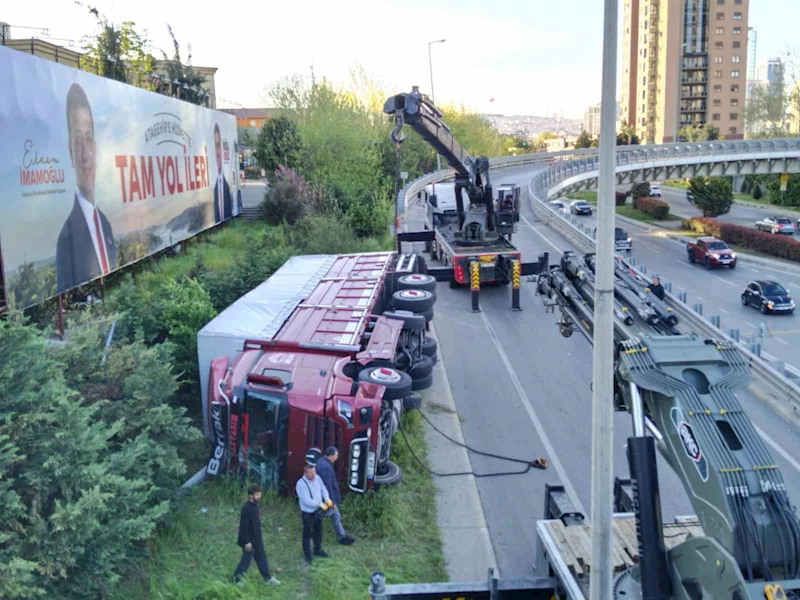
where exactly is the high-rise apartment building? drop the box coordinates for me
[619,0,750,143]
[583,103,601,137]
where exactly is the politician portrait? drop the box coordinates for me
[212,123,233,223]
[56,83,117,293]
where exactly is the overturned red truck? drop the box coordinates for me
[197,251,439,494]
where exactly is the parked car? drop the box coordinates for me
[686,236,737,269]
[755,216,796,235]
[570,200,593,215]
[741,280,795,315]
[649,183,662,197]
[593,226,632,251]
[548,200,569,215]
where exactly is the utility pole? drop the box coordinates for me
[589,0,618,598]
[428,38,446,172]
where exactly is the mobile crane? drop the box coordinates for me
[385,87,541,311]
[368,250,800,599]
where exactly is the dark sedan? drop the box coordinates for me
[741,280,795,315]
[570,200,593,215]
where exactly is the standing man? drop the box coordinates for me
[233,484,280,586]
[212,123,232,223]
[56,83,117,294]
[315,447,355,545]
[650,274,666,301]
[296,463,331,563]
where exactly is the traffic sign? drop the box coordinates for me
[780,173,789,192]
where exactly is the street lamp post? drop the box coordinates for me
[428,38,446,171]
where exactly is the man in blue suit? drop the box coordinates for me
[315,447,355,546]
[212,123,232,223]
[56,83,116,294]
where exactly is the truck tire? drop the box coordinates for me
[375,460,402,488]
[383,310,426,331]
[394,352,410,371]
[411,372,433,391]
[358,366,413,400]
[393,289,435,312]
[397,273,437,294]
[421,336,438,358]
[408,355,434,380]
[403,392,422,411]
[688,252,695,263]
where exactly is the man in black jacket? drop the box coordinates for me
[650,274,666,301]
[233,485,280,585]
[316,447,355,545]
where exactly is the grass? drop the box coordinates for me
[113,410,445,600]
[662,179,690,189]
[566,192,680,223]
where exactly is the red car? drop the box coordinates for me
[686,236,737,269]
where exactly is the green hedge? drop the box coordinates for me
[682,217,800,261]
[634,196,670,219]
[615,191,627,206]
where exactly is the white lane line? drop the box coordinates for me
[790,283,800,290]
[520,213,564,255]
[478,309,587,519]
[676,261,693,269]
[774,337,790,345]
[745,321,756,328]
[712,276,738,288]
[753,423,800,475]
[696,296,705,301]
[719,308,730,314]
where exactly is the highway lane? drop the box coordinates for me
[562,201,800,369]
[415,165,800,579]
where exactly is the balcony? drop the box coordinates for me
[681,104,707,113]
[683,58,709,70]
[681,76,708,84]
[682,90,708,99]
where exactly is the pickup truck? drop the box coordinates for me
[686,236,737,269]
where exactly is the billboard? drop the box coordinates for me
[0,47,241,309]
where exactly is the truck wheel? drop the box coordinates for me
[393,289,436,312]
[394,352,409,370]
[408,355,434,380]
[383,310,426,331]
[411,372,433,391]
[375,460,402,488]
[421,336,438,358]
[688,252,695,263]
[704,257,712,270]
[358,366,413,400]
[397,273,437,293]
[403,392,422,411]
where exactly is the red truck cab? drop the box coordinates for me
[686,236,737,269]
[201,252,430,495]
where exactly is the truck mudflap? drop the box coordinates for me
[367,569,556,600]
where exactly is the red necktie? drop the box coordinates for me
[93,208,109,274]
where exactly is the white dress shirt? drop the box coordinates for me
[217,173,225,219]
[76,190,106,272]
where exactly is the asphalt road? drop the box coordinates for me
[417,165,800,579]
[563,201,800,370]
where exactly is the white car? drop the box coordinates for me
[649,183,662,197]
[755,216,796,235]
[548,200,569,215]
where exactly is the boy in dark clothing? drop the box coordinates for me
[316,446,355,545]
[233,485,280,585]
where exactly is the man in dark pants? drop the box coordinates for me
[650,274,666,301]
[233,484,280,585]
[316,447,355,545]
[296,462,331,563]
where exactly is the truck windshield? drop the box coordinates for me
[707,242,728,250]
[246,391,289,491]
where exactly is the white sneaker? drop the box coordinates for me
[267,577,281,585]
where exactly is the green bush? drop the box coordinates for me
[689,176,733,217]
[631,182,651,199]
[682,217,800,261]
[634,196,670,219]
[753,184,763,200]
[615,191,627,206]
[259,166,311,225]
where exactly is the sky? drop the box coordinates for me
[2,0,798,119]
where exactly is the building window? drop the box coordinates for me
[713,99,721,106]
[734,0,741,3]
[731,70,740,77]
[714,70,723,78]
[732,56,740,63]
[714,85,723,92]
[643,76,646,85]
[733,11,741,19]
[731,84,739,92]
[644,49,647,57]
[645,20,648,28]
[715,41,724,49]
[716,12,724,19]
[715,27,724,34]
[729,127,738,134]
[713,113,721,121]
[733,41,741,48]
[733,27,741,34]
[717,0,724,3]
[730,113,738,120]
[642,90,646,99]
[731,98,739,106]
[714,56,723,63]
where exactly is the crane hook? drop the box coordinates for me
[391,114,406,144]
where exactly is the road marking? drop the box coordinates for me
[712,276,738,288]
[745,321,757,328]
[696,296,705,301]
[718,308,730,314]
[790,283,800,290]
[478,309,587,519]
[520,213,564,255]
[676,261,693,269]
[753,423,800,476]
[774,337,790,345]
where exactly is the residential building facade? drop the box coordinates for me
[583,103,601,137]
[620,0,750,143]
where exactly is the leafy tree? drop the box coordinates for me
[154,25,207,106]
[753,184,763,200]
[745,77,788,137]
[766,174,800,207]
[631,182,651,199]
[259,165,312,225]
[255,116,303,174]
[574,130,592,148]
[78,4,155,88]
[616,121,640,145]
[678,124,720,142]
[689,176,734,217]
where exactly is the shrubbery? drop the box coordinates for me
[633,196,670,219]
[682,217,800,261]
[616,191,627,206]
[631,182,651,199]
